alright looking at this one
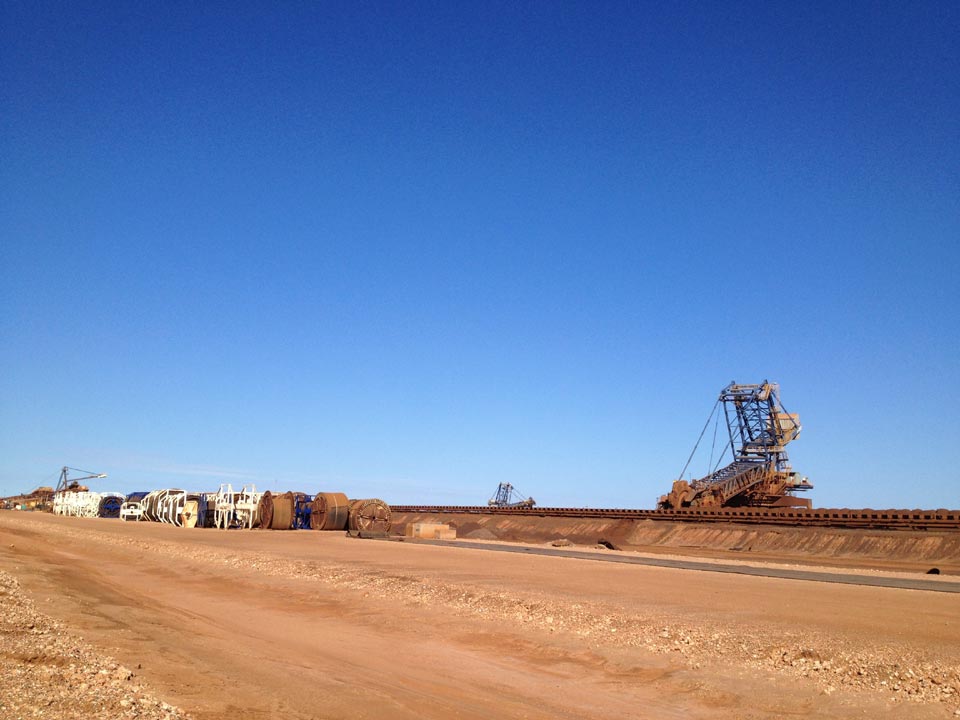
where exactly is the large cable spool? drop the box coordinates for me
[139,489,184,523]
[97,493,124,519]
[160,491,187,525]
[141,490,162,521]
[181,499,200,528]
[310,492,350,530]
[259,491,275,529]
[274,493,294,529]
[347,498,391,533]
[260,491,296,530]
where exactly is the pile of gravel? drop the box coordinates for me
[0,570,190,720]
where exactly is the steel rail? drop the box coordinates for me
[391,505,960,531]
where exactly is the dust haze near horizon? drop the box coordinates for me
[2,2,958,509]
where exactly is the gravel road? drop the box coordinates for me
[1,512,958,719]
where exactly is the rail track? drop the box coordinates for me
[391,505,960,532]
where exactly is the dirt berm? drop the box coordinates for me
[393,512,960,574]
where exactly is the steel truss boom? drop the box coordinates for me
[658,381,812,510]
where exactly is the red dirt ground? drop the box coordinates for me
[1,512,958,719]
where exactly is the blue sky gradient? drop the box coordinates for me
[2,1,958,508]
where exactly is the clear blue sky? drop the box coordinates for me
[2,1,958,509]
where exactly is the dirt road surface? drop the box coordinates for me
[1,512,958,719]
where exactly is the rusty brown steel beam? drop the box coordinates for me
[389,505,960,532]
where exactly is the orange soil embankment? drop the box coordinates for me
[392,512,960,573]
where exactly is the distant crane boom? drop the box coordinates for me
[488,482,535,508]
[55,466,107,494]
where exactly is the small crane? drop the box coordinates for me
[488,482,536,508]
[55,466,107,494]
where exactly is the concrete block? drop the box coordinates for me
[407,522,456,539]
